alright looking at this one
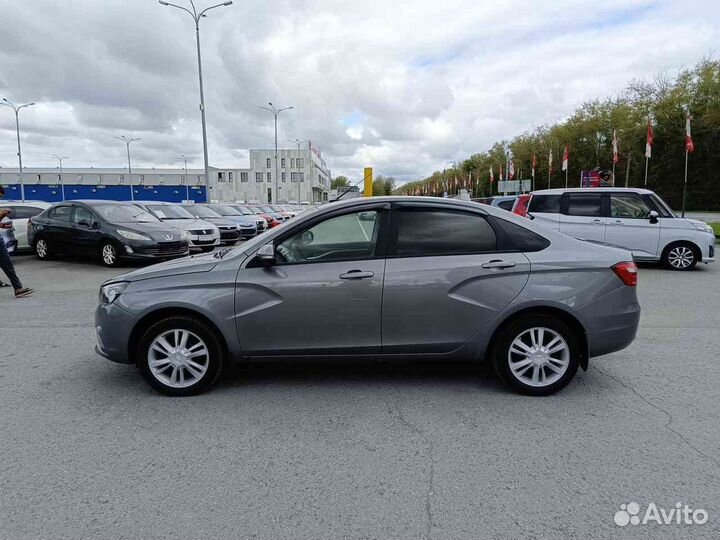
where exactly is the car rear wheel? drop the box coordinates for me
[492,314,580,396]
[100,241,120,267]
[35,238,52,260]
[662,242,698,271]
[137,316,224,396]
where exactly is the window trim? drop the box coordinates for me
[386,203,503,259]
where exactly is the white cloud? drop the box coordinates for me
[0,0,717,184]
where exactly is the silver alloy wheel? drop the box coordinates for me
[667,246,694,269]
[148,329,210,389]
[101,244,117,265]
[36,239,48,258]
[508,327,570,387]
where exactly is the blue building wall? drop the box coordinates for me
[0,184,207,203]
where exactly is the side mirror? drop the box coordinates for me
[256,243,275,265]
[92,221,100,229]
[649,210,659,224]
[78,218,92,228]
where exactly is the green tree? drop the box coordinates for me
[331,175,349,189]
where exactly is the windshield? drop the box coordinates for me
[146,204,194,220]
[210,204,242,216]
[182,205,220,219]
[231,206,254,215]
[95,204,160,224]
[259,206,275,213]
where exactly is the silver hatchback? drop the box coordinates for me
[95,197,641,396]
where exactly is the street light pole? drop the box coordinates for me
[289,138,310,204]
[178,154,190,201]
[50,154,69,201]
[114,135,141,201]
[1,98,35,202]
[159,0,233,203]
[259,102,293,203]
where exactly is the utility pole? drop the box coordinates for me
[51,154,69,201]
[159,0,234,202]
[259,102,293,203]
[1,98,35,201]
[114,135,141,200]
[178,154,190,201]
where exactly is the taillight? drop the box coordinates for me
[612,261,638,286]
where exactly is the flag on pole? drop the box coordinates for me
[532,154,537,175]
[613,129,619,163]
[548,149,553,174]
[645,122,653,158]
[685,115,694,153]
[489,165,494,184]
[499,164,504,182]
[508,160,515,180]
[561,145,569,171]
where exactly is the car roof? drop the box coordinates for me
[0,200,52,206]
[530,187,654,195]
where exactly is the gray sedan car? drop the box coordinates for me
[95,196,640,396]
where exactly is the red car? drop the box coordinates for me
[511,194,531,217]
[245,205,282,228]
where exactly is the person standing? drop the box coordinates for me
[0,186,33,298]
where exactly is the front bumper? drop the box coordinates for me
[122,240,190,260]
[95,302,137,364]
[188,235,221,250]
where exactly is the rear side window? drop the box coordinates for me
[565,195,601,217]
[392,209,496,257]
[497,200,515,211]
[49,206,73,221]
[12,206,44,219]
[490,217,551,252]
[528,195,561,214]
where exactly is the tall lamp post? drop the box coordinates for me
[289,138,309,204]
[50,154,69,201]
[259,102,293,203]
[1,98,35,201]
[115,135,141,200]
[159,0,233,203]
[178,154,191,201]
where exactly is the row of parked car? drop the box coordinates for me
[476,187,716,271]
[0,199,309,266]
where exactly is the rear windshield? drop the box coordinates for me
[529,194,561,214]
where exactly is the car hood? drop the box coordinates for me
[222,215,257,226]
[114,222,186,242]
[205,217,238,227]
[111,251,219,282]
[158,218,214,231]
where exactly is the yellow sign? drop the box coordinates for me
[364,167,373,197]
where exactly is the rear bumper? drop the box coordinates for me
[578,287,641,358]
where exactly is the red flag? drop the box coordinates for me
[685,116,694,153]
[489,165,494,184]
[562,145,569,171]
[499,164,504,182]
[508,160,515,180]
[532,153,537,171]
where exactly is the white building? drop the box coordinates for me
[0,144,332,204]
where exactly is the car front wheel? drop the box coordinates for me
[137,316,224,396]
[492,315,581,396]
[662,242,698,271]
[100,241,120,267]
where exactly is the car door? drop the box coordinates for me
[70,204,102,254]
[11,205,46,249]
[234,204,389,355]
[559,193,606,243]
[604,193,661,259]
[381,203,531,353]
[46,204,74,251]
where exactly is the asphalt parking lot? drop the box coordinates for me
[1,253,719,540]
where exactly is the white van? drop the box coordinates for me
[527,188,715,270]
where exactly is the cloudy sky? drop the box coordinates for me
[0,0,718,184]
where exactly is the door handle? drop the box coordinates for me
[592,219,604,225]
[612,220,623,225]
[481,260,517,269]
[339,270,375,280]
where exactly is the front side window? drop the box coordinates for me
[566,195,601,217]
[392,209,496,257]
[276,210,380,264]
[72,206,93,225]
[648,194,675,218]
[610,195,652,219]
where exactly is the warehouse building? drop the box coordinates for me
[0,144,331,204]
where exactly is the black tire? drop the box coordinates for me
[200,246,215,253]
[661,241,699,271]
[99,241,120,267]
[137,315,224,396]
[35,237,52,260]
[491,314,581,396]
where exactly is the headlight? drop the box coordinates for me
[179,230,189,241]
[690,222,714,234]
[99,282,128,304]
[117,229,151,242]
